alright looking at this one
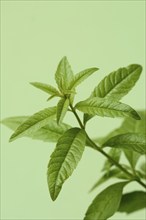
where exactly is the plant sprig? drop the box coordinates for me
[2,56,146,220]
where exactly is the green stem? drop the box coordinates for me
[70,104,146,189]
[69,104,85,129]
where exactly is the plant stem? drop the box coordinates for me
[69,104,85,129]
[70,104,146,189]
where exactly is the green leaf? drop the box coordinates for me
[124,150,140,170]
[69,68,99,89]
[89,169,125,192]
[76,98,140,120]
[94,110,146,145]
[30,120,71,143]
[84,64,142,124]
[55,56,74,92]
[30,82,61,96]
[84,182,128,220]
[47,95,56,101]
[118,191,146,214]
[118,110,146,134]
[1,116,28,130]
[9,107,57,142]
[92,64,142,100]
[2,116,71,143]
[57,98,69,124]
[93,111,145,170]
[140,161,146,174]
[103,133,146,155]
[102,148,121,171]
[47,128,86,201]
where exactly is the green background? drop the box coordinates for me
[1,1,145,219]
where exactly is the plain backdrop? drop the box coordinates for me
[1,1,145,220]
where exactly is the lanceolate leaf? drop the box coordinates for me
[118,191,146,214]
[30,82,61,97]
[55,56,74,92]
[84,64,142,124]
[69,68,99,89]
[9,107,57,142]
[1,116,71,142]
[47,128,86,201]
[84,182,128,220]
[76,98,140,120]
[92,64,142,100]
[57,98,69,124]
[103,133,146,155]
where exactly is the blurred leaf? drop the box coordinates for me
[103,133,146,155]
[102,148,121,171]
[1,116,71,143]
[9,107,57,142]
[118,191,146,214]
[124,150,140,170]
[89,168,129,192]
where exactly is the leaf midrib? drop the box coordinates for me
[98,67,140,98]
[53,131,81,196]
[79,103,131,114]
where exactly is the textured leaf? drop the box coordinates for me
[76,98,140,120]
[55,56,74,92]
[2,116,71,143]
[9,107,57,142]
[118,191,146,214]
[103,133,146,154]
[57,98,69,124]
[92,64,142,100]
[84,64,142,124]
[102,148,121,171]
[84,182,127,220]
[47,128,86,200]
[30,82,61,97]
[69,68,99,89]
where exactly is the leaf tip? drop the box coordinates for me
[132,111,141,120]
[29,82,34,86]
[9,137,14,143]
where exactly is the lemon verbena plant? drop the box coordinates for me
[2,57,146,220]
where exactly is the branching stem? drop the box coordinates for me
[69,103,146,189]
